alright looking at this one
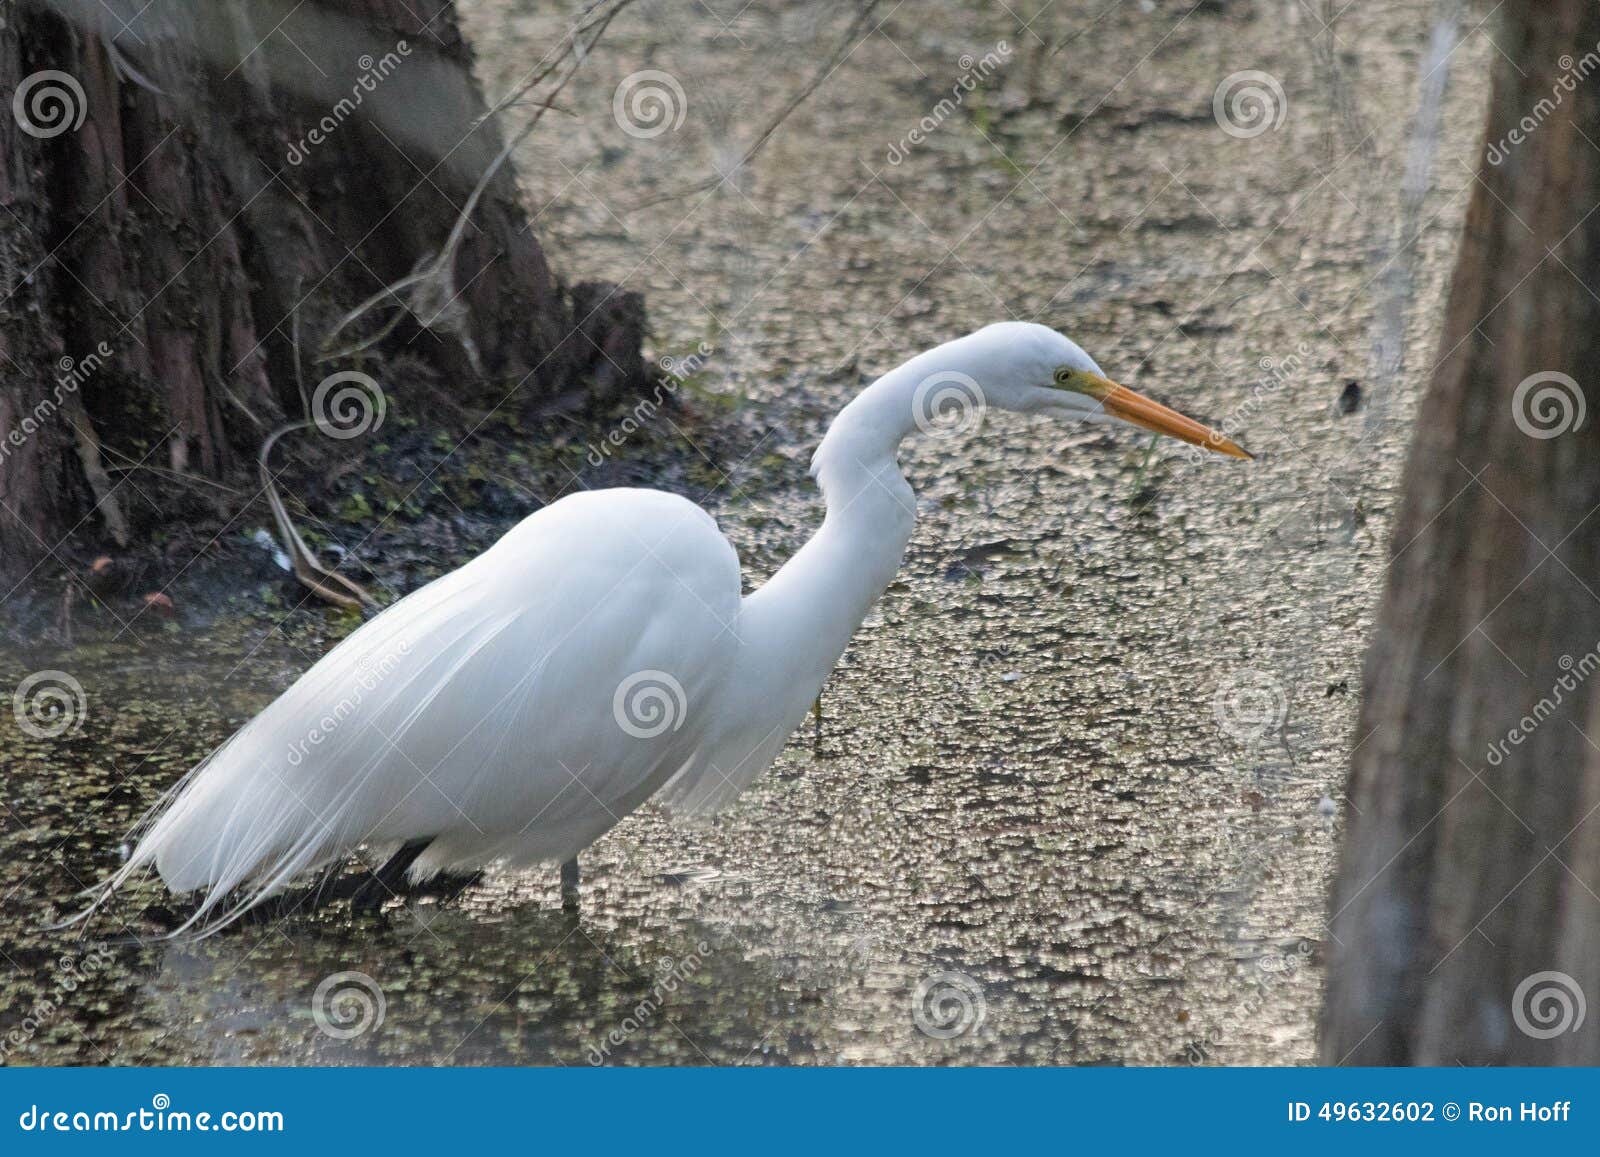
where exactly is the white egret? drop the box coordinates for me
[78,322,1249,935]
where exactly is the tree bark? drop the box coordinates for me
[1321,0,1600,1064]
[0,0,643,579]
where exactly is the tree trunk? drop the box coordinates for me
[1321,0,1600,1064]
[0,0,643,579]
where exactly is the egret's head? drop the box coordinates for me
[948,321,1252,459]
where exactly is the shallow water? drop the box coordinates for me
[1,0,1488,1064]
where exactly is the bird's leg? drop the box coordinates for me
[350,838,431,913]
[560,857,581,914]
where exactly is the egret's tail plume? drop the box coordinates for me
[69,710,413,939]
[70,578,519,938]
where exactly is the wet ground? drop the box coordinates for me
[1,0,1489,1064]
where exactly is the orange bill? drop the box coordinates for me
[1095,378,1252,460]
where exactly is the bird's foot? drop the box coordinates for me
[349,838,432,915]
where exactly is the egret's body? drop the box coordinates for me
[82,322,1248,934]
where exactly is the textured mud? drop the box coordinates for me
[1,0,1486,1064]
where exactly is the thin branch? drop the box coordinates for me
[61,400,130,547]
[104,37,167,97]
[258,424,375,611]
[626,0,887,213]
[317,0,638,363]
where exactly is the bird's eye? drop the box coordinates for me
[1053,367,1073,386]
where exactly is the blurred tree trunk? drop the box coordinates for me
[1321,0,1600,1064]
[0,0,642,577]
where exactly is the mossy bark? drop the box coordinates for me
[0,0,643,577]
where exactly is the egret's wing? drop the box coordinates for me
[87,489,740,934]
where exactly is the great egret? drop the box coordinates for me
[78,321,1249,936]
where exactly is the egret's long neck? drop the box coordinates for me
[736,365,925,702]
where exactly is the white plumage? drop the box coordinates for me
[79,322,1249,935]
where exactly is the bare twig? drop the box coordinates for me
[258,424,375,611]
[58,584,75,649]
[104,37,167,97]
[291,276,311,418]
[317,0,639,364]
[626,0,887,212]
[101,462,242,496]
[61,399,130,547]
